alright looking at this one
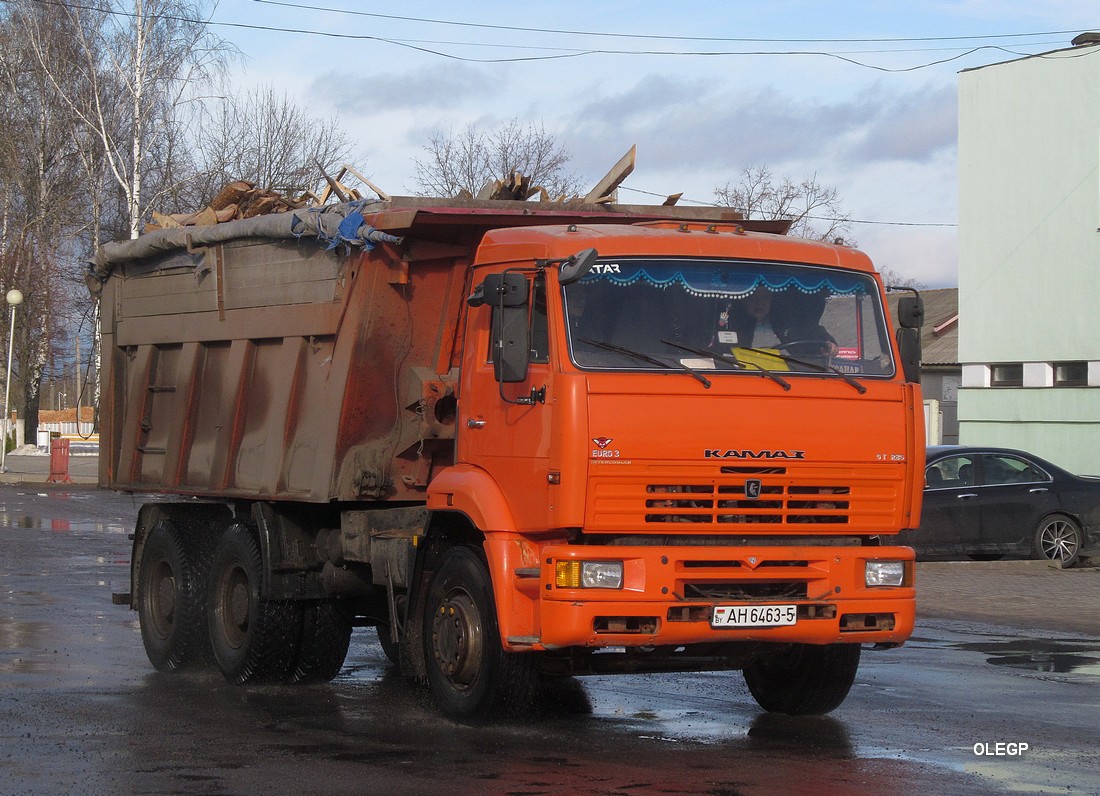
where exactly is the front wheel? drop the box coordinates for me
[1033,515,1082,567]
[742,643,861,715]
[424,546,538,722]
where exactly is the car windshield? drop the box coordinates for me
[563,258,895,378]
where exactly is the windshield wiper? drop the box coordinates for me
[740,346,867,394]
[579,338,711,388]
[661,340,791,391]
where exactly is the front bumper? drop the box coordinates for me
[500,543,915,651]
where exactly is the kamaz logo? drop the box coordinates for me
[704,449,806,460]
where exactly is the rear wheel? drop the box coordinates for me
[1033,515,1081,567]
[742,643,861,715]
[289,600,353,683]
[424,546,538,722]
[208,524,302,683]
[376,623,400,665]
[136,520,212,671]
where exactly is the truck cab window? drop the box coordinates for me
[530,273,549,363]
[563,258,894,379]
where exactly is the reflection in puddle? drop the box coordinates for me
[954,639,1100,676]
[0,512,126,535]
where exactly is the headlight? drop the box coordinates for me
[865,560,907,587]
[555,560,624,589]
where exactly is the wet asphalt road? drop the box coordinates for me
[1,486,1098,796]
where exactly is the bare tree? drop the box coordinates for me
[715,165,853,243]
[0,3,91,440]
[20,0,236,239]
[413,119,582,198]
[193,85,352,204]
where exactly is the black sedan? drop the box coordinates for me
[897,446,1100,566]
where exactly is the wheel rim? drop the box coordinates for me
[1040,519,1079,562]
[430,589,483,690]
[148,559,177,640]
[216,563,252,651]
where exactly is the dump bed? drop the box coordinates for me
[95,197,783,502]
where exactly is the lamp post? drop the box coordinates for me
[1,288,23,473]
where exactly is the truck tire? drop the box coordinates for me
[376,623,400,665]
[208,524,302,684]
[742,643,861,715]
[424,546,538,722]
[136,520,212,671]
[289,600,353,683]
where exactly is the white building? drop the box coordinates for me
[957,34,1100,473]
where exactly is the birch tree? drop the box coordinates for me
[0,3,88,441]
[21,0,236,240]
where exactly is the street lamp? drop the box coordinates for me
[1,288,23,473]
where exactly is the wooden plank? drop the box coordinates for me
[584,145,636,203]
[341,163,390,201]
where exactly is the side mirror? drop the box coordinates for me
[468,273,529,307]
[895,295,924,329]
[896,327,921,384]
[468,273,531,384]
[558,248,598,285]
[494,302,531,383]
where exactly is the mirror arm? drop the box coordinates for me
[499,383,546,406]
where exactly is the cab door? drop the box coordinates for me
[457,270,554,531]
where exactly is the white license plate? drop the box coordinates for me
[711,604,797,628]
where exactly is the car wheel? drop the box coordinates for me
[1032,515,1082,567]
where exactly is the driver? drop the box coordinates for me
[725,286,838,356]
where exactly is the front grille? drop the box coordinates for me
[588,462,901,534]
[645,482,850,524]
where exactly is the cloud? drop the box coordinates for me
[308,64,492,114]
[849,84,958,163]
[562,76,958,180]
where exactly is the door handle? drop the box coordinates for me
[957,493,978,499]
[467,419,486,429]
[1029,488,1049,493]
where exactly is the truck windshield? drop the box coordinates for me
[563,258,895,379]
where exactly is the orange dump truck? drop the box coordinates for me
[91,197,924,721]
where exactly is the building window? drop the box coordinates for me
[1053,361,1088,387]
[989,363,1023,387]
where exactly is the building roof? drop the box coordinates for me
[888,287,958,367]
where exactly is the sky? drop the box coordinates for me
[203,1,1100,288]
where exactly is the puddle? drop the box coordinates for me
[953,639,1100,675]
[0,513,126,534]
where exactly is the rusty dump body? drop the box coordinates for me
[95,198,779,501]
[95,195,923,720]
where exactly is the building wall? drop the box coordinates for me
[957,43,1100,473]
